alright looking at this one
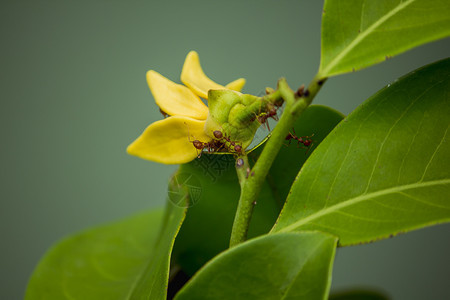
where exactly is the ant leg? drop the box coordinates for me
[196,148,202,158]
[215,141,225,152]
[305,140,315,155]
[184,122,196,143]
[304,144,312,155]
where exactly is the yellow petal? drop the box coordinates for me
[225,78,246,92]
[181,51,226,99]
[127,116,211,164]
[147,70,208,120]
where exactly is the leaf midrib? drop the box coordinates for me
[276,178,450,233]
[320,0,415,76]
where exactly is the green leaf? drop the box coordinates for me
[174,232,338,300]
[172,155,279,276]
[26,179,186,299]
[129,203,185,299]
[257,105,344,205]
[329,289,389,300]
[273,58,450,245]
[319,0,450,77]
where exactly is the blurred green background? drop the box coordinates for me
[1,1,449,299]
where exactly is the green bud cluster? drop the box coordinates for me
[204,89,283,151]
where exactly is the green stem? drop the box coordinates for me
[229,75,326,247]
[235,155,249,188]
[230,155,253,247]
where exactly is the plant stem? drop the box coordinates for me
[230,155,252,247]
[229,75,326,247]
[235,155,249,188]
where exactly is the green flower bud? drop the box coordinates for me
[205,89,262,150]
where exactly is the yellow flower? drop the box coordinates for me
[127,51,246,164]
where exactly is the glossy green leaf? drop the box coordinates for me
[329,289,389,300]
[273,58,450,245]
[128,203,185,298]
[172,155,279,276]
[319,0,450,77]
[175,232,338,300]
[26,180,186,299]
[256,105,344,205]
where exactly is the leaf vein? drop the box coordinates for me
[336,210,400,223]
[420,124,450,182]
[321,0,415,75]
[277,178,450,233]
[372,199,412,213]
[364,82,432,193]
[397,191,450,210]
[397,113,425,184]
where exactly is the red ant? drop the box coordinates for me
[257,104,280,131]
[189,139,225,158]
[185,123,224,158]
[213,130,243,155]
[285,129,314,154]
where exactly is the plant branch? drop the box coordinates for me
[230,155,253,247]
[229,75,327,247]
[235,155,249,188]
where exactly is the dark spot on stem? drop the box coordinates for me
[295,84,305,98]
[236,158,244,168]
[303,89,310,97]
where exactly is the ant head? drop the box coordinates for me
[268,106,277,116]
[234,144,242,153]
[213,130,223,139]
